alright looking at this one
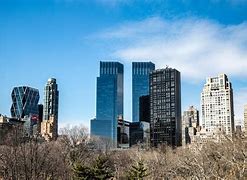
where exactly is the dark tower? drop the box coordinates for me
[150,68,181,147]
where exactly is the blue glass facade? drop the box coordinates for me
[91,61,124,146]
[10,86,40,118]
[132,62,155,122]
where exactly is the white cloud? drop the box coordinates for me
[98,17,247,81]
[58,119,90,130]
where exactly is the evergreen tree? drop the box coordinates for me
[93,155,114,179]
[73,163,94,180]
[73,155,114,180]
[127,160,149,180]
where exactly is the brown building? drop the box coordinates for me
[41,115,57,141]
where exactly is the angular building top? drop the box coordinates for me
[48,78,56,83]
[132,62,155,122]
[10,86,40,118]
[100,61,123,76]
[203,74,232,91]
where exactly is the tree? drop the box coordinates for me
[73,155,114,180]
[127,160,149,180]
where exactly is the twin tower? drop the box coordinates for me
[91,61,182,147]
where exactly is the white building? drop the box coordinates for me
[201,74,234,135]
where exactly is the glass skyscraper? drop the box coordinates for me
[150,68,182,147]
[42,78,59,140]
[132,62,155,122]
[10,86,40,118]
[43,78,59,121]
[91,61,124,146]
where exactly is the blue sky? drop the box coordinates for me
[1,0,247,128]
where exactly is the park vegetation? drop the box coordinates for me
[0,125,246,179]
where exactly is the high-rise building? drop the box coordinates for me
[150,67,181,147]
[139,95,150,123]
[91,61,124,146]
[37,104,43,134]
[10,86,40,118]
[132,62,155,122]
[182,106,199,145]
[201,74,234,135]
[244,105,247,132]
[41,78,59,140]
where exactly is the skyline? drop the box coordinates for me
[1,0,247,129]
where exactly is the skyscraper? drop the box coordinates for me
[150,67,181,147]
[132,62,155,122]
[201,74,234,135]
[10,86,39,118]
[41,78,59,140]
[91,61,124,146]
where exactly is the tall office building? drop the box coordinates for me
[201,74,234,135]
[244,105,247,132]
[10,86,39,118]
[132,62,155,122]
[150,67,181,147]
[91,61,124,146]
[41,78,59,140]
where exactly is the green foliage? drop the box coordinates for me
[127,160,149,180]
[73,155,114,180]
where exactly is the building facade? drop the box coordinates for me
[129,121,150,147]
[91,61,124,147]
[41,78,59,140]
[201,74,234,135]
[37,104,43,134]
[139,95,150,123]
[10,86,40,118]
[182,106,199,145]
[244,105,247,132]
[150,68,181,147]
[132,62,155,122]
